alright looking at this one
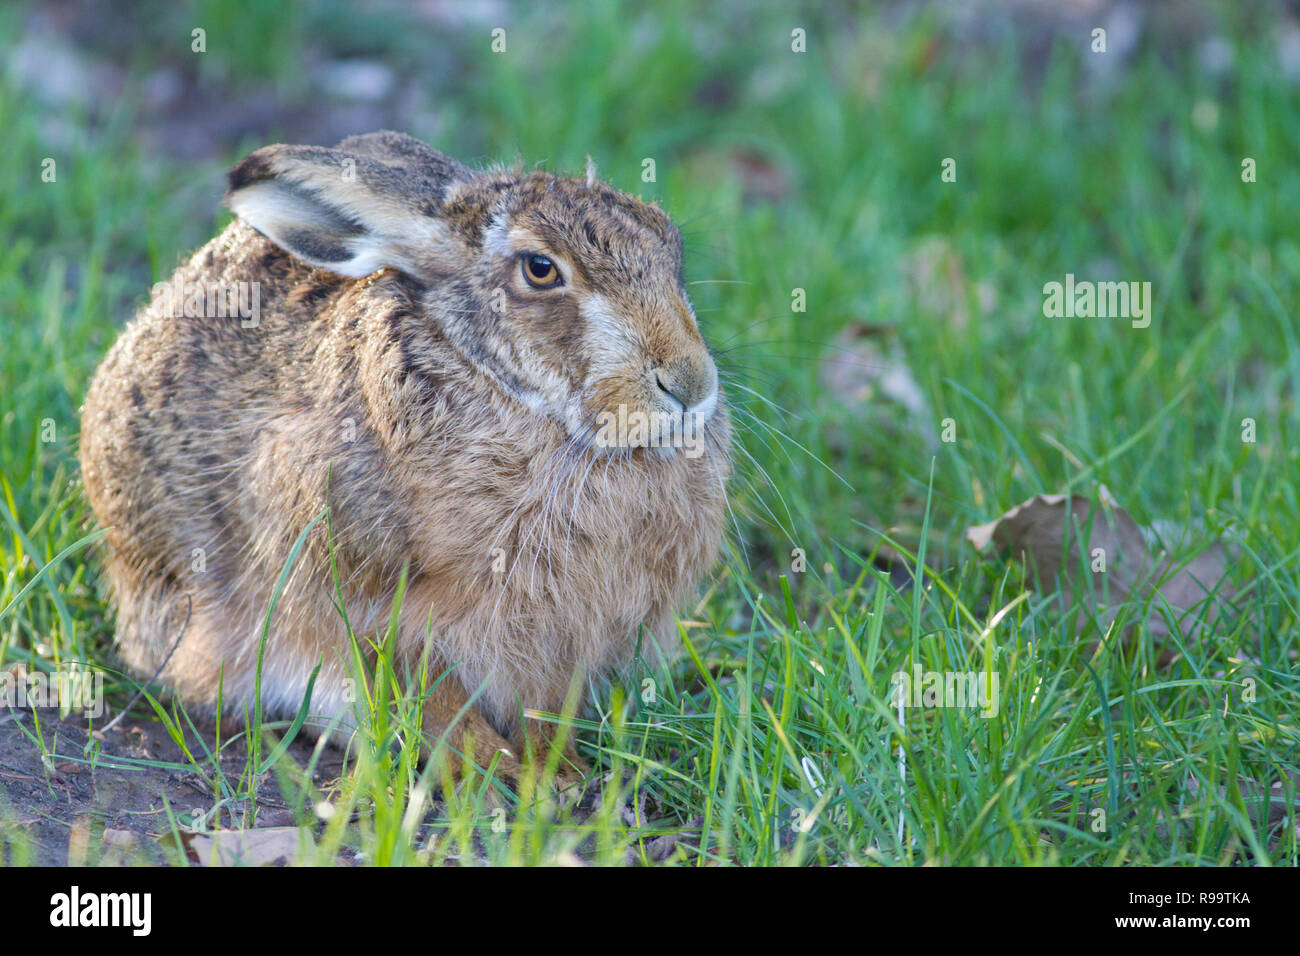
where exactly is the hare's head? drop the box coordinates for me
[226,132,722,456]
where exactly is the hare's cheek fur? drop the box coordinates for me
[78,132,732,759]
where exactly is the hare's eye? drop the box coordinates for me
[522,254,562,289]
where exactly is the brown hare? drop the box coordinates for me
[79,131,730,785]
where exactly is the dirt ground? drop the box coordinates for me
[0,707,349,866]
[0,705,697,866]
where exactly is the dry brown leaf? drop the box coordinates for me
[820,324,931,446]
[966,490,1238,651]
[102,827,138,849]
[176,827,304,867]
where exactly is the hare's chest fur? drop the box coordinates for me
[305,290,731,724]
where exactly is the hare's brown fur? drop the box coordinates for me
[80,132,730,777]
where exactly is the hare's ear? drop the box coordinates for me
[224,142,471,278]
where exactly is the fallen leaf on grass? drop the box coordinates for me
[821,324,929,418]
[168,827,303,866]
[966,489,1238,654]
[821,324,934,460]
[102,828,138,849]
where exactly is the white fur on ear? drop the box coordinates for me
[585,155,598,189]
[226,146,460,279]
[227,180,379,277]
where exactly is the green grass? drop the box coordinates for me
[0,0,1296,865]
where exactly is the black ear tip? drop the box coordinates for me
[226,150,277,193]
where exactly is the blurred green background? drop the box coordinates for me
[4,0,1297,569]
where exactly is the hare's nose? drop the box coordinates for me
[652,359,717,413]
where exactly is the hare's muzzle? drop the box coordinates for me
[652,357,717,416]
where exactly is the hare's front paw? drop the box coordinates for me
[419,683,523,786]
[418,680,594,797]
[513,722,593,802]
